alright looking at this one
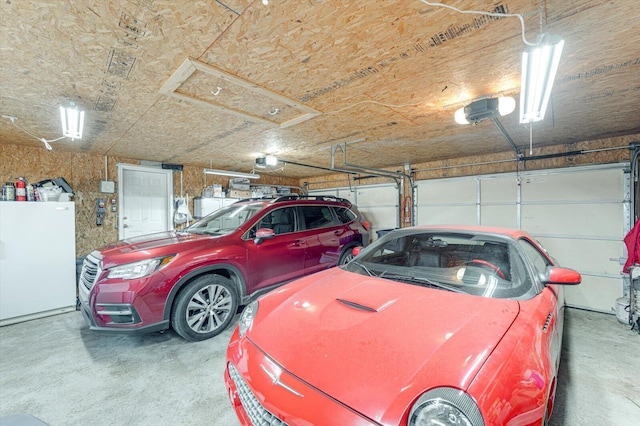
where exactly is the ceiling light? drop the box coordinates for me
[60,102,85,140]
[255,155,278,168]
[265,155,277,166]
[203,168,260,179]
[455,97,515,125]
[519,35,564,123]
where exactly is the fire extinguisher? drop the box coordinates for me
[15,177,27,201]
[402,195,412,224]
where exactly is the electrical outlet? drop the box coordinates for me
[100,180,115,193]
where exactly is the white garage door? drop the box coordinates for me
[416,164,630,313]
[310,183,399,240]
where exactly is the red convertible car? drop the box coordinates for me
[225,225,581,425]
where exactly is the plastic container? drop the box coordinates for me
[5,182,15,201]
[615,297,630,324]
[37,186,62,202]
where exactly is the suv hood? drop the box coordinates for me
[249,267,519,422]
[96,231,214,266]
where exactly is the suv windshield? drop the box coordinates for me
[343,230,534,299]
[185,203,264,235]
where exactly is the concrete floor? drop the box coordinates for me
[0,307,638,425]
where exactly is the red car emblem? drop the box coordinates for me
[260,364,304,398]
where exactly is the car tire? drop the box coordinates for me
[339,245,359,265]
[171,274,238,342]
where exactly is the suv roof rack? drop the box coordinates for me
[234,194,352,206]
[271,194,351,205]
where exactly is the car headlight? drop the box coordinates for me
[107,256,175,280]
[409,387,484,426]
[238,301,258,337]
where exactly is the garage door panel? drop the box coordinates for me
[563,276,621,313]
[311,185,398,240]
[336,189,356,204]
[535,237,622,276]
[521,169,623,201]
[521,203,622,237]
[481,205,517,228]
[419,206,476,225]
[355,186,397,207]
[480,177,518,203]
[417,178,476,201]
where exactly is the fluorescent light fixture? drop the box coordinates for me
[60,102,85,140]
[519,35,564,123]
[455,97,516,125]
[203,168,260,179]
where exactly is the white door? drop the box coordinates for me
[118,164,174,239]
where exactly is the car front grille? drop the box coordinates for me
[228,363,288,426]
[80,254,101,291]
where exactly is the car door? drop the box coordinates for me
[518,238,564,374]
[298,205,344,273]
[243,207,306,292]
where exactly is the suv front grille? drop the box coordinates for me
[80,254,101,291]
[228,363,287,426]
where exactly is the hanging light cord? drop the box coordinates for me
[419,1,539,47]
[2,115,66,151]
[323,2,541,117]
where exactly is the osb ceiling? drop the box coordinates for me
[1,0,639,179]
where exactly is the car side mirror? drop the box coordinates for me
[254,228,275,244]
[541,266,582,285]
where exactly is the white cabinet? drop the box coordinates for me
[194,197,238,218]
[0,202,76,325]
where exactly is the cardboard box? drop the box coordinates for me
[229,178,251,191]
[229,189,252,199]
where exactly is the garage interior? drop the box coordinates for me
[1,0,639,425]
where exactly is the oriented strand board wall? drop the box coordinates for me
[0,144,299,257]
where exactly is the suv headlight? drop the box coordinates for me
[409,387,484,426]
[107,256,175,280]
[238,301,258,337]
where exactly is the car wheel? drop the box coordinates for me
[171,274,238,342]
[339,246,359,265]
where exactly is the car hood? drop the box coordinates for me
[96,231,214,265]
[249,267,519,422]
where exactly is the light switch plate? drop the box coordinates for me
[100,180,115,193]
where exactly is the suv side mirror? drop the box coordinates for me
[541,266,582,285]
[254,228,276,244]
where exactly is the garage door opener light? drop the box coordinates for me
[454,97,516,125]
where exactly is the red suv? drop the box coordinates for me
[78,195,370,341]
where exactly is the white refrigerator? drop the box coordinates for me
[0,201,77,325]
[193,197,238,218]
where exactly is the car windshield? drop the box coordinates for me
[184,203,264,235]
[343,230,534,299]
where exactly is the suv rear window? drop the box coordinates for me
[335,207,356,224]
[301,205,337,229]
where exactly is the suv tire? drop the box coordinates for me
[338,245,360,265]
[171,274,238,342]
